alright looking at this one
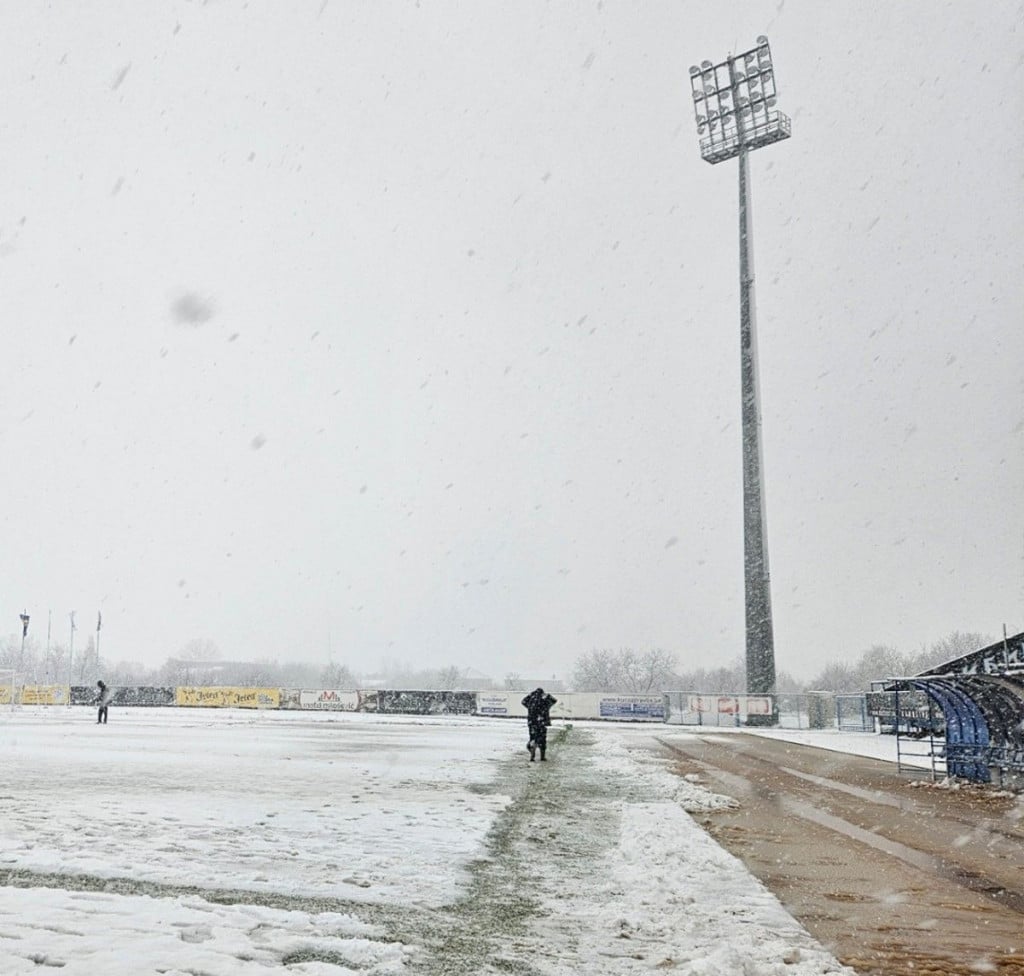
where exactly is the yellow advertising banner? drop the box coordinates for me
[22,685,69,706]
[175,686,281,709]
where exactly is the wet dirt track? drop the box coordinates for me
[656,732,1024,975]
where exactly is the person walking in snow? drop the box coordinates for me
[95,680,113,724]
[522,687,557,762]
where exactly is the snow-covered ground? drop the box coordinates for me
[0,708,919,975]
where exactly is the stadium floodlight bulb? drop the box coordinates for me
[688,36,791,165]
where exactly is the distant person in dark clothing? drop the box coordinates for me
[522,687,557,761]
[95,680,112,724]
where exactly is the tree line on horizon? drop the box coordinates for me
[0,629,994,696]
[569,631,993,695]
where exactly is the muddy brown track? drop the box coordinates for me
[655,732,1024,976]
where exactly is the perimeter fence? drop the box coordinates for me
[1,683,868,731]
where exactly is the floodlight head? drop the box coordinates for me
[687,36,791,164]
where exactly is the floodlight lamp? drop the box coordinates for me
[689,65,700,76]
[689,35,790,164]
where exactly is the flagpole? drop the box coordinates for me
[67,611,76,706]
[96,612,102,675]
[19,612,29,674]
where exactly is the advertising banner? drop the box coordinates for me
[744,696,773,716]
[299,689,359,711]
[684,694,771,716]
[477,692,665,721]
[175,686,281,708]
[866,690,931,719]
[597,695,665,720]
[21,685,69,706]
[372,690,477,715]
[476,692,525,717]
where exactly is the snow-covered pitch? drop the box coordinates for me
[0,708,855,975]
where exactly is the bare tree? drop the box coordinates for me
[43,642,69,684]
[857,645,905,683]
[321,661,356,688]
[571,648,624,691]
[806,661,859,693]
[72,637,100,685]
[231,660,276,687]
[572,648,678,693]
[102,659,159,687]
[671,658,746,693]
[773,669,806,694]
[572,649,608,691]
[911,631,993,673]
[0,634,42,676]
[631,648,678,693]
[180,638,221,662]
[806,633,995,693]
[436,665,463,691]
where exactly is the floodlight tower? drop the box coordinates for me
[689,37,791,712]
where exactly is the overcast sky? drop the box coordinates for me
[0,1,1020,682]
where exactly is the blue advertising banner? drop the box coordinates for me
[598,696,665,720]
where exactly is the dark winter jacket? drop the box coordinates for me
[522,688,557,727]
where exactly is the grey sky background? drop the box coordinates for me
[1,1,1021,681]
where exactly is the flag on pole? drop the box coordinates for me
[97,612,102,632]
[20,613,29,638]
[70,611,76,631]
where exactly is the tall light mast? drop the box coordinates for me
[688,38,791,715]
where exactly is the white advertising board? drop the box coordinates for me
[477,692,665,721]
[476,692,526,717]
[299,689,359,711]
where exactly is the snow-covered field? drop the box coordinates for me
[0,708,878,975]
